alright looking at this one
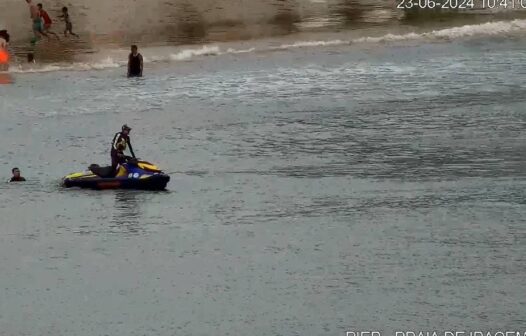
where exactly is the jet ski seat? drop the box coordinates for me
[89,164,115,178]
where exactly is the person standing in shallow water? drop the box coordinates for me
[127,45,143,77]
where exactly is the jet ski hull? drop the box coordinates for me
[63,160,170,190]
[63,174,170,190]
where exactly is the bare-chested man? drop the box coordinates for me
[26,0,48,43]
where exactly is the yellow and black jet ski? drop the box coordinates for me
[63,160,170,190]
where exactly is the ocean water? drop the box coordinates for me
[1,7,526,336]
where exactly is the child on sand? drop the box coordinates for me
[59,6,79,37]
[38,3,60,40]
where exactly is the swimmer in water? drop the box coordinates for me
[38,3,60,40]
[58,7,79,38]
[9,168,26,182]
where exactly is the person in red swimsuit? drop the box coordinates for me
[37,3,59,40]
[0,30,9,71]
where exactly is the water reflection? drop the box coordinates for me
[0,73,14,85]
[110,190,144,235]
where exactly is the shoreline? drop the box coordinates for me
[4,16,526,75]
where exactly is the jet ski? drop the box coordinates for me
[63,159,170,190]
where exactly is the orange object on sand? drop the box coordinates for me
[0,49,9,64]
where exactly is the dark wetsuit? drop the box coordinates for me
[128,53,143,77]
[111,132,135,175]
[10,176,26,182]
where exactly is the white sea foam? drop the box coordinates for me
[354,19,526,43]
[275,39,347,50]
[226,47,256,54]
[9,57,121,73]
[169,45,221,61]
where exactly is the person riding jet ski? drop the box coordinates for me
[111,124,136,176]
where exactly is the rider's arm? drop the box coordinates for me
[112,132,121,150]
[139,54,143,76]
[127,139,136,158]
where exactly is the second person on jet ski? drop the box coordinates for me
[111,124,136,176]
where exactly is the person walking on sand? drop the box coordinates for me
[38,3,59,40]
[26,0,49,44]
[58,6,79,38]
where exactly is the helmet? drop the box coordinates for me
[122,124,132,131]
